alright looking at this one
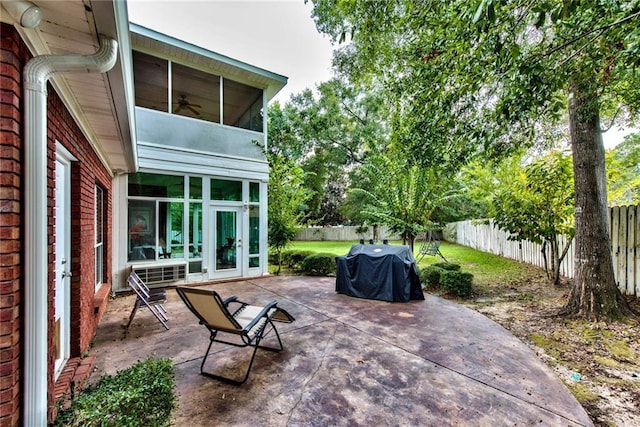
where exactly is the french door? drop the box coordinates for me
[211,207,243,278]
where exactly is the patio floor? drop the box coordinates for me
[91,276,593,426]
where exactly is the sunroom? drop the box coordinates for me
[113,24,287,291]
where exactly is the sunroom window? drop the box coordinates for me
[127,173,206,269]
[128,173,185,262]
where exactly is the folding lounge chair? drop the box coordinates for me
[176,286,295,385]
[125,271,169,332]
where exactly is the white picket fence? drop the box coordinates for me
[445,205,640,297]
[295,226,400,241]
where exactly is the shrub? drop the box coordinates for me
[300,252,337,276]
[440,270,474,298]
[419,266,443,290]
[433,262,461,271]
[268,250,279,265]
[283,249,315,269]
[55,357,176,427]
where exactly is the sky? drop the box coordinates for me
[126,0,633,147]
[127,0,336,104]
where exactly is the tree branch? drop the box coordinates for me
[543,10,640,58]
[600,107,624,133]
[341,101,368,125]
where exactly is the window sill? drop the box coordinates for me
[93,283,111,316]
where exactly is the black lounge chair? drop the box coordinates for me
[176,286,295,385]
[125,271,169,332]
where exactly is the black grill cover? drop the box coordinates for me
[336,244,424,302]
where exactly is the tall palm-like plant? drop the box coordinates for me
[351,154,455,252]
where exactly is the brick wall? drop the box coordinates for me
[0,23,114,425]
[0,24,27,427]
[46,59,114,420]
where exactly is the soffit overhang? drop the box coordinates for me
[1,0,137,174]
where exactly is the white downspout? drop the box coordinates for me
[23,35,117,426]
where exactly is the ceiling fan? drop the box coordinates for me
[173,94,202,116]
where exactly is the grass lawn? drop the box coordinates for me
[288,240,540,288]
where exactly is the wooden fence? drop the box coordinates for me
[445,205,640,297]
[295,226,400,241]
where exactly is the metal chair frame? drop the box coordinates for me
[125,271,169,332]
[176,286,294,385]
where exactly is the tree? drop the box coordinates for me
[350,153,455,252]
[310,0,639,320]
[274,78,391,224]
[266,108,313,274]
[492,151,575,286]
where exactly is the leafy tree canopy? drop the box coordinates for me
[311,0,640,166]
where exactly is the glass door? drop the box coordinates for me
[213,207,242,274]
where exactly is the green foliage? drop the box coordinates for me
[433,262,461,271]
[349,152,458,252]
[300,252,337,276]
[55,357,175,427]
[606,132,640,206]
[264,139,312,273]
[355,225,369,237]
[269,79,391,225]
[282,249,315,270]
[419,266,443,290]
[440,270,474,298]
[491,151,574,285]
[420,262,472,295]
[492,151,574,244]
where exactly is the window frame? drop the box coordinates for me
[95,185,105,289]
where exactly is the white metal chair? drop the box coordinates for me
[125,271,169,332]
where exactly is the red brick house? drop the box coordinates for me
[0,1,135,424]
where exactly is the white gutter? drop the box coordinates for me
[23,35,117,426]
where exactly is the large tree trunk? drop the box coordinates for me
[561,78,633,320]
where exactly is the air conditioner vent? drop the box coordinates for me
[132,263,186,285]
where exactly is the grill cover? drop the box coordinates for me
[336,244,424,302]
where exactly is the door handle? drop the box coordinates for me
[62,271,72,279]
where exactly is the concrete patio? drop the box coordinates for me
[90,276,593,426]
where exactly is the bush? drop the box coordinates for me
[55,357,176,427]
[300,252,337,276]
[419,266,443,290]
[433,262,461,271]
[283,249,315,269]
[268,250,279,265]
[440,270,474,298]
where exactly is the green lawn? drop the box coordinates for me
[289,240,540,287]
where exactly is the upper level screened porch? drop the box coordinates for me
[130,24,287,159]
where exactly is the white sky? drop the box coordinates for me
[126,0,633,147]
[127,0,336,104]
